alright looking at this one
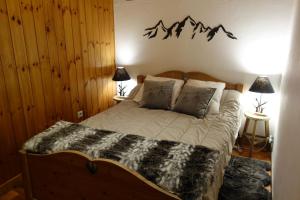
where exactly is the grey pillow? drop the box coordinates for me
[173,85,216,118]
[141,80,175,110]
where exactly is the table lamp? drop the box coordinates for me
[112,67,131,96]
[249,76,275,115]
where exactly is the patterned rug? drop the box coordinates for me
[219,156,272,200]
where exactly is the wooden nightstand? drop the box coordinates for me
[242,112,270,157]
[113,95,128,104]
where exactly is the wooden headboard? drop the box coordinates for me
[137,71,244,93]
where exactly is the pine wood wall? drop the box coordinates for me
[0,0,116,185]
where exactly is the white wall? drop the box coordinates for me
[272,0,300,199]
[114,0,294,135]
[114,0,293,80]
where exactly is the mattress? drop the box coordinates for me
[81,90,242,200]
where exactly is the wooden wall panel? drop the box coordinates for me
[78,0,93,117]
[106,0,115,108]
[0,0,28,148]
[99,0,109,109]
[91,0,103,113]
[6,0,37,136]
[85,0,99,115]
[0,0,116,185]
[52,0,74,121]
[32,0,57,125]
[70,0,87,119]
[43,0,65,121]
[19,0,48,132]
[0,58,19,184]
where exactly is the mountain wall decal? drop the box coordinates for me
[143,16,237,42]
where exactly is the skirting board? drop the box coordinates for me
[0,174,22,196]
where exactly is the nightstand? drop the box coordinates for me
[242,112,270,157]
[113,95,127,104]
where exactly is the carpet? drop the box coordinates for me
[219,156,272,200]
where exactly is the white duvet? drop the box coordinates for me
[81,90,242,200]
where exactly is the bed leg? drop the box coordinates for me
[20,151,33,200]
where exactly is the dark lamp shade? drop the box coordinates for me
[249,76,275,94]
[112,67,131,81]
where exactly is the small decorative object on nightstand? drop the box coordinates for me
[113,95,127,104]
[112,67,131,96]
[242,112,270,157]
[249,76,275,115]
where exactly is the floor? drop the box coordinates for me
[233,135,272,162]
[0,136,271,200]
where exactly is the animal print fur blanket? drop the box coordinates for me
[24,121,221,200]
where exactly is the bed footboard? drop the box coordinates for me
[20,150,179,200]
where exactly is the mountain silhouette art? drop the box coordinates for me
[143,16,237,42]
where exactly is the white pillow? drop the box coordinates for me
[186,79,226,114]
[133,75,184,108]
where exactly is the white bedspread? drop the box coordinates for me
[81,90,242,200]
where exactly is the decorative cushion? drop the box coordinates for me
[141,80,175,110]
[133,75,184,108]
[128,84,142,99]
[173,85,216,118]
[186,79,226,114]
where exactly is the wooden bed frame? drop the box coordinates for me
[20,71,243,200]
[137,71,243,92]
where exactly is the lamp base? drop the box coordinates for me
[118,82,126,97]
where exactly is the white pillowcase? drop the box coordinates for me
[133,75,184,108]
[186,79,226,114]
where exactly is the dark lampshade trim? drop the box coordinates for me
[249,76,275,94]
[112,67,131,81]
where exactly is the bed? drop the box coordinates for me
[20,71,243,200]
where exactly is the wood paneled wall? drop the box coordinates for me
[0,0,116,185]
